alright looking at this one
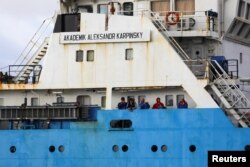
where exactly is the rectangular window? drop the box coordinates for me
[165,95,174,107]
[151,0,170,16]
[101,96,106,108]
[138,95,146,104]
[247,3,250,19]
[176,0,195,15]
[78,5,93,13]
[238,0,246,17]
[125,48,133,60]
[87,50,94,62]
[123,2,134,16]
[98,4,108,14]
[76,50,84,62]
[240,53,243,64]
[57,96,64,103]
[0,98,4,106]
[177,95,184,105]
[31,97,39,106]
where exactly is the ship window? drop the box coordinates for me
[0,98,4,106]
[247,4,250,19]
[112,145,119,152]
[165,95,174,107]
[127,96,135,103]
[161,145,168,152]
[87,50,94,62]
[176,95,184,105]
[77,95,91,105]
[110,120,132,128]
[176,0,195,15]
[78,5,93,13]
[189,145,196,152]
[151,0,170,16]
[138,95,146,104]
[49,145,55,152]
[31,97,39,106]
[238,0,246,17]
[58,145,65,152]
[98,4,109,14]
[151,145,158,152]
[122,145,129,152]
[10,146,16,153]
[240,53,243,64]
[57,96,64,103]
[123,2,134,16]
[101,96,106,108]
[125,48,133,60]
[76,50,84,62]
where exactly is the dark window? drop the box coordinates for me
[76,50,84,62]
[240,52,243,64]
[87,50,94,62]
[238,0,246,17]
[247,3,250,19]
[177,95,184,105]
[110,120,132,128]
[138,95,146,104]
[123,2,134,16]
[57,96,64,103]
[125,49,133,60]
[101,96,106,108]
[78,5,93,13]
[53,14,80,33]
[165,95,174,107]
[31,97,39,106]
[176,0,195,15]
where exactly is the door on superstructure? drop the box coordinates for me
[77,95,91,105]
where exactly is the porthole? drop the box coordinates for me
[161,145,168,152]
[112,145,119,152]
[189,145,196,152]
[49,145,55,152]
[58,145,65,152]
[151,145,158,152]
[245,145,250,151]
[10,146,16,153]
[122,145,128,152]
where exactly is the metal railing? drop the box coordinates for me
[11,17,53,76]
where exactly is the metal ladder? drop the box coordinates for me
[209,60,250,127]
[147,11,250,127]
[12,17,53,83]
[148,11,191,60]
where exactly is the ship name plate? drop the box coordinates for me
[60,30,150,44]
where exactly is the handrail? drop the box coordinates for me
[145,10,191,60]
[11,17,54,75]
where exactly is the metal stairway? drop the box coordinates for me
[148,11,250,127]
[149,11,191,60]
[209,60,250,127]
[11,17,53,83]
[15,39,49,83]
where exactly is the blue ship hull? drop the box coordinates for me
[0,108,249,167]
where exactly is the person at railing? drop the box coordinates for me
[127,98,137,111]
[118,97,127,109]
[0,71,3,83]
[177,98,188,109]
[152,97,165,109]
[139,98,150,109]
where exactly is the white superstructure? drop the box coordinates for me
[0,0,250,126]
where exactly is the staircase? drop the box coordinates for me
[209,60,250,127]
[15,39,49,83]
[148,11,250,127]
[11,17,53,84]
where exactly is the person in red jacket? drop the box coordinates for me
[152,97,165,109]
